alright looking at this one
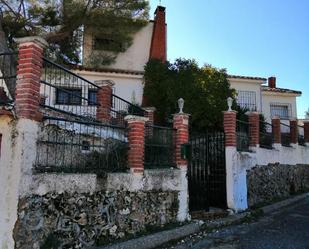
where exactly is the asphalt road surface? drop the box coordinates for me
[163,197,309,249]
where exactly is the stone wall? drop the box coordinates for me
[14,190,178,249]
[247,163,309,207]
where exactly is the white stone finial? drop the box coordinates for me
[178,98,184,113]
[227,97,233,112]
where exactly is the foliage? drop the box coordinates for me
[0,0,149,65]
[306,108,309,119]
[144,59,234,131]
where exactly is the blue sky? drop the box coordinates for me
[149,0,309,118]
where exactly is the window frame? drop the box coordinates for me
[88,89,97,106]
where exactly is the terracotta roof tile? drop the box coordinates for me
[261,86,302,95]
[228,74,267,81]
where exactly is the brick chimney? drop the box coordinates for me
[268,76,276,88]
[149,6,167,61]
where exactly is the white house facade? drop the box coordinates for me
[228,75,302,123]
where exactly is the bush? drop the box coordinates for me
[144,59,235,131]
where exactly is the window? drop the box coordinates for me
[236,91,257,111]
[88,89,97,106]
[270,103,291,119]
[56,88,82,105]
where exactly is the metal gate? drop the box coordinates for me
[188,131,226,211]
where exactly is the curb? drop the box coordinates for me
[94,193,309,249]
[94,222,202,249]
[260,192,309,214]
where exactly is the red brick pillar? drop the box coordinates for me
[144,107,156,137]
[289,119,298,144]
[223,111,237,147]
[96,80,114,123]
[304,121,309,144]
[124,115,148,173]
[272,117,281,144]
[248,112,260,147]
[173,113,189,168]
[15,37,47,121]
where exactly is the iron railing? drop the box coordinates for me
[280,122,291,147]
[111,94,145,126]
[144,124,176,168]
[0,52,17,103]
[298,125,306,146]
[236,119,250,151]
[35,117,128,174]
[41,58,101,121]
[259,121,273,149]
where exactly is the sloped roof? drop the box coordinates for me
[262,86,302,95]
[228,74,267,81]
[68,64,144,76]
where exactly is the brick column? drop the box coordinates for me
[96,80,114,123]
[173,113,189,168]
[248,112,260,147]
[124,115,148,174]
[304,121,309,144]
[272,117,281,144]
[223,111,237,147]
[289,119,298,145]
[15,36,47,121]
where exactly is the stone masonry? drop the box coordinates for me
[247,163,309,207]
[14,190,178,249]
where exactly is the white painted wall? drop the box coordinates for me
[83,23,153,72]
[228,78,263,112]
[73,70,144,104]
[0,117,40,249]
[226,144,309,212]
[106,23,153,72]
[262,92,298,123]
[0,116,17,249]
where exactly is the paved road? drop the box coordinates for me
[163,197,309,249]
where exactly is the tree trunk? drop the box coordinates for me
[0,18,17,100]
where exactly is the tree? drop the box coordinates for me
[144,59,235,131]
[306,108,309,119]
[0,0,149,98]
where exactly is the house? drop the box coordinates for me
[228,75,302,123]
[68,6,167,106]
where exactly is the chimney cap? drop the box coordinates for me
[155,6,166,14]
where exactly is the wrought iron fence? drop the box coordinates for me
[236,119,250,151]
[41,58,101,121]
[35,117,128,174]
[280,122,291,147]
[111,94,145,126]
[298,125,306,146]
[0,52,17,103]
[144,124,176,168]
[259,121,273,149]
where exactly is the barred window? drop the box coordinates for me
[56,88,82,105]
[270,103,291,120]
[236,91,257,111]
